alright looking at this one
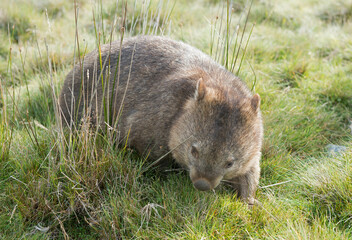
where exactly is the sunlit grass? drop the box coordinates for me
[0,0,351,238]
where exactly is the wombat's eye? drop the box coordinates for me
[225,161,234,168]
[191,145,199,158]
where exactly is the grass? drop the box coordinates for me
[296,150,352,230]
[318,1,352,25]
[0,0,352,239]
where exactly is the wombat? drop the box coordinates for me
[59,35,263,205]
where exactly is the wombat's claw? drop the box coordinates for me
[246,198,261,209]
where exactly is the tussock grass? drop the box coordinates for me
[0,0,352,238]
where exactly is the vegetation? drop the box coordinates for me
[0,0,351,239]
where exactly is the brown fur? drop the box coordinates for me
[59,35,263,205]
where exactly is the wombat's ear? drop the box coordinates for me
[251,94,260,112]
[195,78,206,101]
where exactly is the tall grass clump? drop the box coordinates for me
[209,0,255,78]
[1,0,177,238]
[4,123,148,238]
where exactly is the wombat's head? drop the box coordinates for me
[169,77,263,191]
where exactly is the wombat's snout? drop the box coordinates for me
[193,178,211,191]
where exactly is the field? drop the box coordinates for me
[1,0,352,239]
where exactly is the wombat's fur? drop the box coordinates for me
[59,35,263,205]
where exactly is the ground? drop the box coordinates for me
[0,0,352,239]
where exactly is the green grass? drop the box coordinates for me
[1,0,352,239]
[319,1,352,25]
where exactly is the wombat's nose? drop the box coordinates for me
[193,179,211,191]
